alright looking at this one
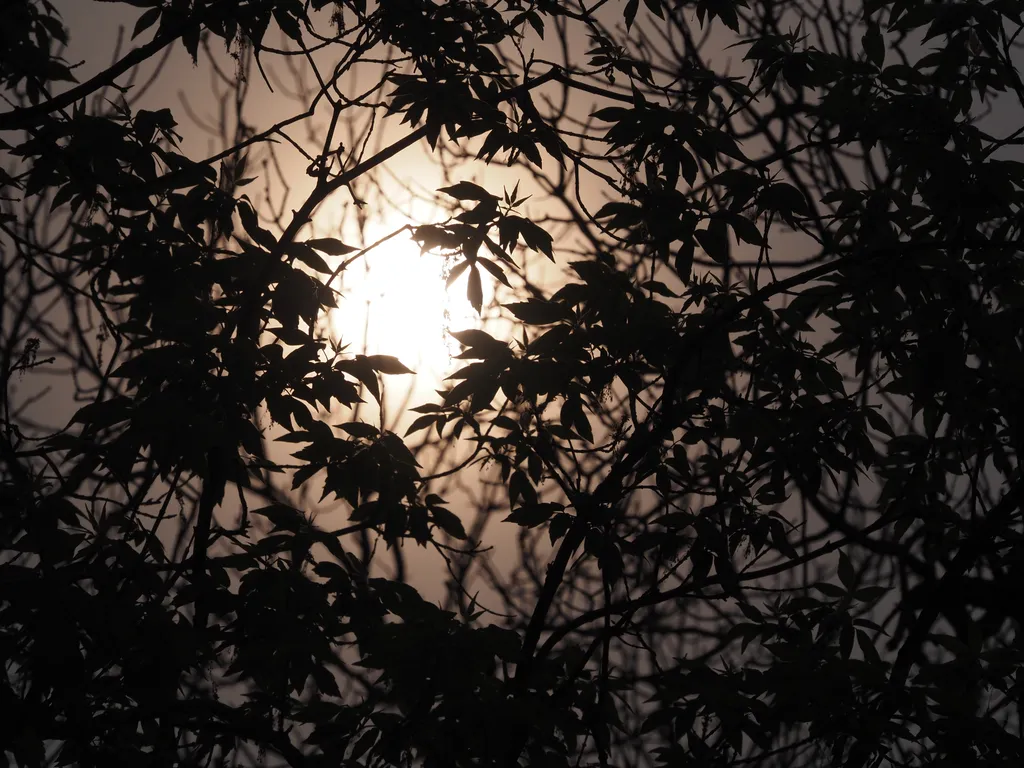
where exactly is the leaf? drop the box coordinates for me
[339,422,380,439]
[729,214,765,246]
[641,280,678,298]
[675,240,694,283]
[695,218,730,264]
[237,199,277,251]
[525,11,545,39]
[594,201,642,224]
[479,625,522,661]
[405,413,442,436]
[349,730,378,760]
[837,550,855,590]
[132,7,161,39]
[438,181,497,201]
[272,269,318,329]
[548,512,574,544]
[865,407,895,437]
[337,358,381,403]
[854,585,888,603]
[600,542,623,580]
[182,24,200,63]
[450,328,507,358]
[467,264,483,313]
[274,7,304,43]
[306,237,358,256]
[446,258,471,288]
[431,507,467,539]
[288,243,332,274]
[477,256,512,287]
[863,23,885,67]
[251,504,306,532]
[311,665,341,697]
[813,582,848,598]
[591,107,631,123]
[518,219,554,259]
[505,300,570,325]
[458,198,499,225]
[508,470,534,507]
[643,0,664,18]
[857,630,883,666]
[759,183,809,219]
[504,502,564,528]
[519,138,542,167]
[70,396,132,426]
[624,0,640,30]
[930,633,972,658]
[574,406,594,442]
[361,354,414,375]
[768,518,798,559]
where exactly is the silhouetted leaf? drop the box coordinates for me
[306,237,358,256]
[451,328,507,358]
[431,507,467,539]
[467,264,483,313]
[132,7,161,39]
[237,199,277,251]
[361,354,414,375]
[863,23,885,67]
[438,181,497,201]
[624,0,640,30]
[339,422,380,439]
[476,256,512,287]
[288,242,332,274]
[504,502,564,527]
[70,396,132,426]
[837,551,855,591]
[759,182,810,220]
[518,219,554,259]
[676,239,695,283]
[695,218,730,264]
[251,504,306,532]
[505,300,571,325]
[814,582,848,598]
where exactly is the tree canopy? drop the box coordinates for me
[2,0,1023,766]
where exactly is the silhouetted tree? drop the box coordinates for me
[2,1,1023,767]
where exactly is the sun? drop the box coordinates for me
[326,224,490,388]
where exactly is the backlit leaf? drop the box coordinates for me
[306,237,358,256]
[361,354,414,375]
[438,181,497,201]
[467,264,483,313]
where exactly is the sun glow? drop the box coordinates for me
[327,227,490,388]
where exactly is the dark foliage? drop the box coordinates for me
[2,1,1023,767]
